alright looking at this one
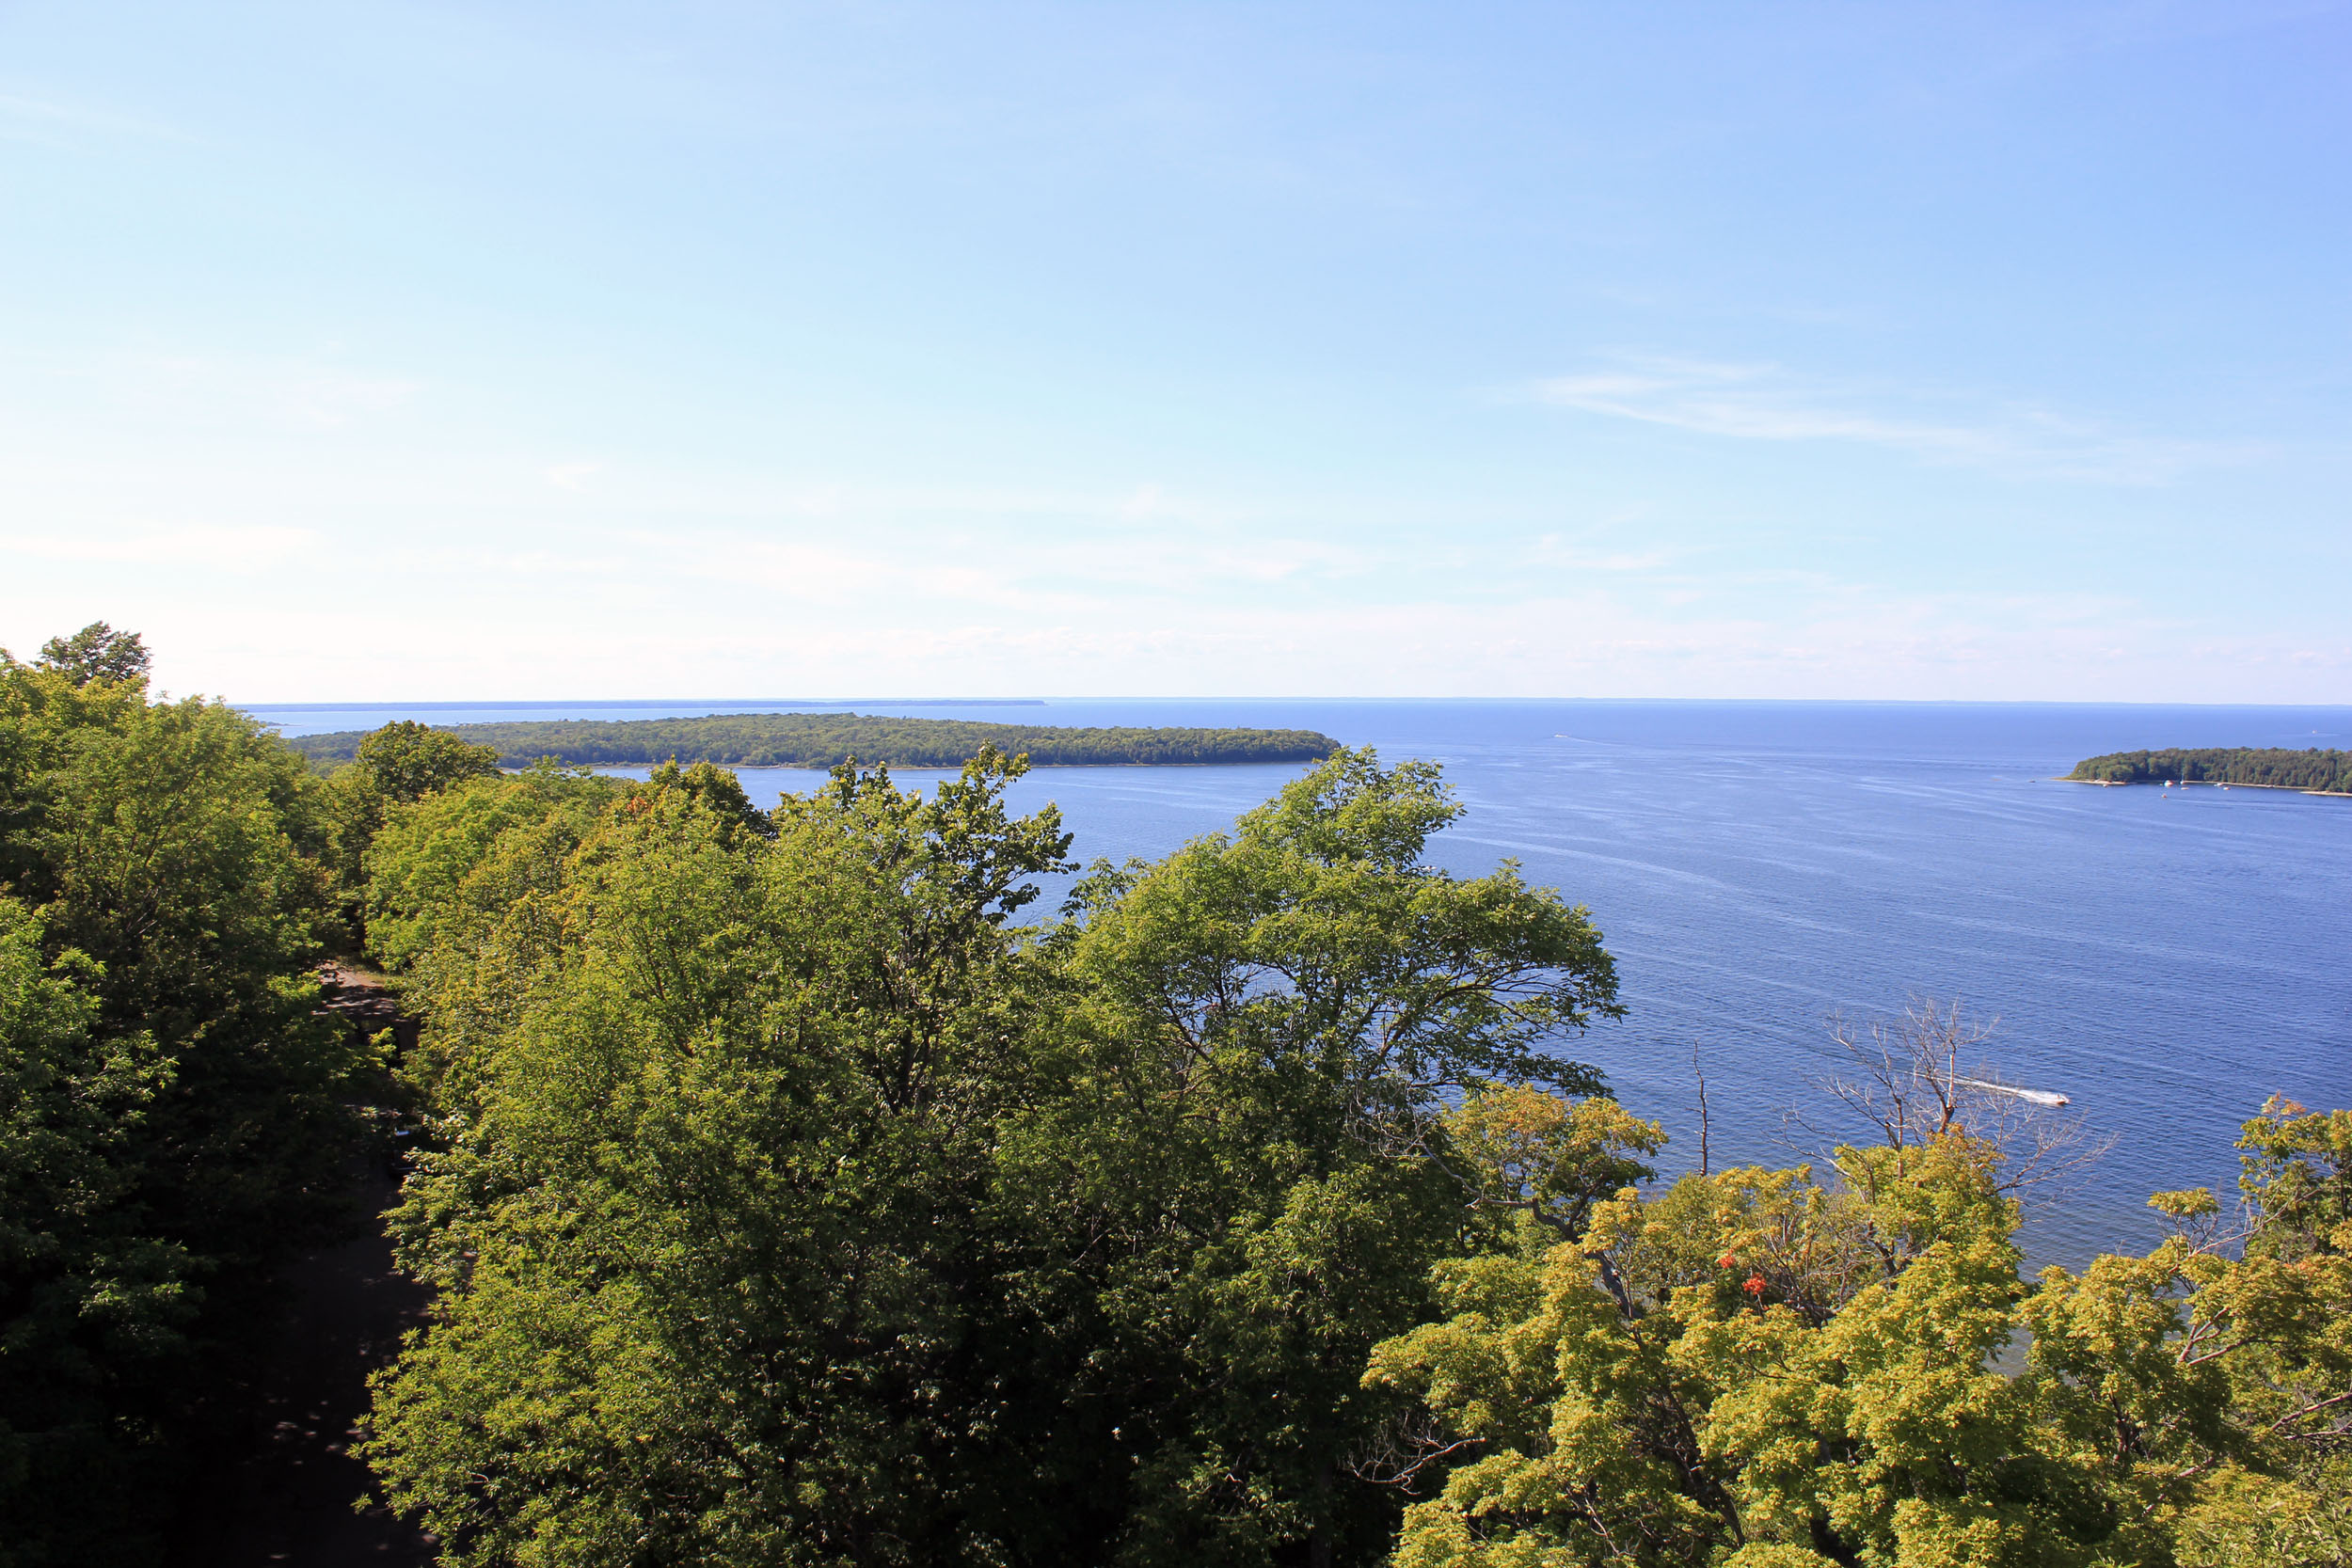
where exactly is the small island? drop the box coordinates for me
[2067,746,2352,795]
[286,710,1343,769]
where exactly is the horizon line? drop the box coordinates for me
[230,695,2352,711]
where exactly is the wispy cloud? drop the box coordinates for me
[1527,533,1678,573]
[0,90,184,145]
[0,525,317,569]
[38,349,427,433]
[1533,355,2257,483]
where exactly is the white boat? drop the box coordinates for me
[1953,1075,2071,1108]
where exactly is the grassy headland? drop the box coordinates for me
[285,710,1342,769]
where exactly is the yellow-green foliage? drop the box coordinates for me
[1368,1109,2352,1568]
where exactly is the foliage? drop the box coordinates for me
[21,660,2319,1568]
[354,720,504,802]
[32,622,151,689]
[358,748,1626,1566]
[0,643,371,1564]
[316,720,505,941]
[983,751,1623,1566]
[355,762,607,970]
[287,710,1343,769]
[2070,747,2352,794]
[1364,1099,2352,1568]
[2025,1098,2352,1565]
[0,898,180,1568]
[358,748,1074,1565]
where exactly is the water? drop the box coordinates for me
[250,697,2352,1265]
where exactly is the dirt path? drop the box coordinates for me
[174,968,437,1567]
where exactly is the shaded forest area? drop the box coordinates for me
[286,711,1342,770]
[2071,746,2352,793]
[7,626,2351,1568]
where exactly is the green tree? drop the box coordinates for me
[0,898,183,1568]
[31,622,151,689]
[358,748,1629,1566]
[0,641,373,1563]
[2026,1099,2352,1565]
[358,760,611,974]
[978,749,1624,1567]
[322,721,506,940]
[355,720,503,804]
[644,756,775,839]
[360,750,1073,1565]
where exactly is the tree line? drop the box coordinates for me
[287,712,1343,770]
[2071,747,2352,794]
[4,625,2348,1566]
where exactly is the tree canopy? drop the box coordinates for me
[29,622,151,689]
[350,747,1624,1566]
[1370,1098,2352,1568]
[344,742,2352,1568]
[4,630,2344,1567]
[2070,747,2352,794]
[286,711,1342,769]
[0,639,373,1564]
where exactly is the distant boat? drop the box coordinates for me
[1953,1075,2071,1108]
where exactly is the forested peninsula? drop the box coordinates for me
[286,710,1340,769]
[2069,745,2352,794]
[10,625,2352,1568]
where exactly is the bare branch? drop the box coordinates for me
[1814,999,2112,1201]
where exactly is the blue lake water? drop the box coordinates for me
[252,697,2352,1265]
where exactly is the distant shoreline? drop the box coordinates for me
[287,711,1343,771]
[2048,776,2352,799]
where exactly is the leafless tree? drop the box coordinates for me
[1691,1041,1711,1177]
[1807,999,2111,1198]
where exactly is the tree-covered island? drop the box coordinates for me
[285,711,1341,770]
[2069,746,2352,794]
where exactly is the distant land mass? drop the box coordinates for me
[2068,746,2352,795]
[285,711,1343,769]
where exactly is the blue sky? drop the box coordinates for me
[2,2,2345,701]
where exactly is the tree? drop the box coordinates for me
[354,721,502,804]
[980,750,1626,1567]
[0,898,183,1568]
[360,750,1073,1566]
[2026,1098,2352,1565]
[358,748,1630,1566]
[322,721,506,947]
[1373,1126,2025,1566]
[0,640,371,1564]
[357,760,612,974]
[31,622,151,689]
[1364,1092,2352,1568]
[644,756,776,839]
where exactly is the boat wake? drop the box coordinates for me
[1953,1075,2071,1108]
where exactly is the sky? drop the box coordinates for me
[2,1,2347,702]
